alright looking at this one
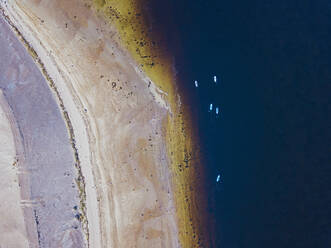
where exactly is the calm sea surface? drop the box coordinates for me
[148,1,330,247]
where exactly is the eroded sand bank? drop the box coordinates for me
[0,15,86,247]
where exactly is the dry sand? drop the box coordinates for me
[1,0,180,247]
[0,91,29,248]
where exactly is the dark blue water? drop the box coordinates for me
[148,0,331,247]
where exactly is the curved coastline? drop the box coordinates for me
[92,1,212,246]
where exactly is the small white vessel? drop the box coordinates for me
[214,75,217,83]
[194,80,198,88]
[216,107,219,115]
[209,103,213,111]
[216,174,221,183]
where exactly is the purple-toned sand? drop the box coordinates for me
[0,16,86,248]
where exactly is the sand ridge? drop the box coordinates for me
[0,14,88,247]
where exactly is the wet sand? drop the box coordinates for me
[0,16,86,247]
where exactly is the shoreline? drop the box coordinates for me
[92,1,211,246]
[1,0,211,247]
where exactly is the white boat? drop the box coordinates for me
[194,80,198,88]
[216,174,221,182]
[214,75,217,83]
[209,103,213,111]
[216,107,219,115]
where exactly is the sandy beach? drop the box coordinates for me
[1,0,210,247]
